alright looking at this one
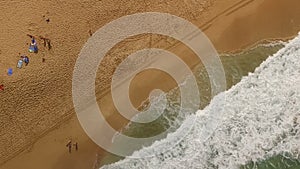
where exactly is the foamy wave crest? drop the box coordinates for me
[101,33,300,169]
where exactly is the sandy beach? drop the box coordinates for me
[0,0,300,169]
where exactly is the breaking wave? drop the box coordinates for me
[101,33,300,169]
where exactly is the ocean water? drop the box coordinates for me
[98,36,300,169]
[241,154,300,169]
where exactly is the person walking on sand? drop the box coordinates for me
[66,140,72,153]
[73,142,78,151]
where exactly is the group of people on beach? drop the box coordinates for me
[0,36,38,91]
[14,36,37,70]
[66,140,79,154]
[15,33,52,70]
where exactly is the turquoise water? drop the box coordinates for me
[99,43,297,168]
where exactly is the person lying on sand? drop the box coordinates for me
[23,56,29,66]
[17,59,23,69]
[21,55,29,66]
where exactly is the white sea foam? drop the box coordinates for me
[101,33,300,169]
[221,40,286,57]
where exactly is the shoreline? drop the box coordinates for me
[220,36,294,55]
[98,37,289,167]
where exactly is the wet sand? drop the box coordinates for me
[1,0,300,169]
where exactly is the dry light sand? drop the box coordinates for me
[0,0,300,169]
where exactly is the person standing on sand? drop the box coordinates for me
[66,140,72,153]
[73,142,78,151]
[31,37,36,46]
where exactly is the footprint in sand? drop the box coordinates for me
[28,23,39,31]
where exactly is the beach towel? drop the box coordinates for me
[17,59,23,69]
